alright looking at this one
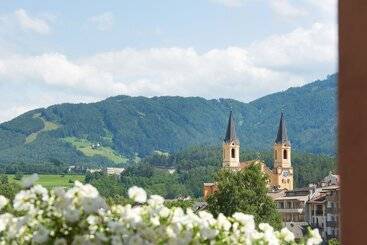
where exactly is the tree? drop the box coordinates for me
[0,174,21,200]
[207,164,282,229]
[14,172,23,180]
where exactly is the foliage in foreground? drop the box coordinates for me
[207,165,282,230]
[0,175,322,244]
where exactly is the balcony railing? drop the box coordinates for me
[326,208,338,214]
[277,208,304,213]
[326,221,338,227]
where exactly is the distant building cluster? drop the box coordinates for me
[203,111,340,241]
[86,167,125,175]
[91,143,101,149]
[270,173,340,240]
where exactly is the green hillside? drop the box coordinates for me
[0,74,337,166]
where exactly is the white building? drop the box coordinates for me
[105,167,125,175]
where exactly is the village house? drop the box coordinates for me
[273,173,340,240]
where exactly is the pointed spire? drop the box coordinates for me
[275,112,290,145]
[224,111,238,143]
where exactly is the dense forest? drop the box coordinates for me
[0,74,337,165]
[86,146,337,199]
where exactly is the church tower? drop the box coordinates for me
[222,111,240,169]
[273,112,294,190]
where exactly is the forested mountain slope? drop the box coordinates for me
[0,74,337,165]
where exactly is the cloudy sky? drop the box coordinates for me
[0,0,337,122]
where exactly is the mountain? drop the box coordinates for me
[0,74,337,166]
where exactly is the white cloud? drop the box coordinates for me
[308,0,337,14]
[210,0,336,23]
[209,0,249,7]
[249,22,337,73]
[14,9,50,34]
[88,12,114,31]
[0,21,337,122]
[270,0,308,19]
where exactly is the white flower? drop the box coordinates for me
[307,229,323,245]
[148,195,164,206]
[0,195,9,210]
[108,221,124,234]
[13,190,36,211]
[150,216,160,226]
[111,236,123,245]
[200,227,219,240]
[280,227,295,242]
[0,213,13,232]
[263,229,279,245]
[71,235,88,245]
[54,238,67,245]
[31,185,49,202]
[166,224,181,238]
[6,216,28,239]
[128,186,147,203]
[21,173,39,188]
[75,181,99,198]
[159,207,171,218]
[87,215,99,225]
[63,208,81,223]
[96,232,109,242]
[82,196,106,213]
[217,213,231,231]
[199,211,215,225]
[232,212,254,226]
[0,183,322,244]
[32,225,49,244]
[128,234,143,245]
[259,223,274,232]
[171,207,185,224]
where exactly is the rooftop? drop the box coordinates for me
[224,111,238,143]
[275,112,291,145]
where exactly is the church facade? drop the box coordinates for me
[203,111,294,199]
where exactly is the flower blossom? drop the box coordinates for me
[128,186,147,203]
[0,195,8,210]
[21,173,39,188]
[0,182,322,244]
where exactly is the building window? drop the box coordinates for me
[275,150,277,160]
[283,149,287,159]
[287,202,292,208]
[231,148,235,158]
[279,202,284,209]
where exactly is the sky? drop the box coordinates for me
[0,0,337,123]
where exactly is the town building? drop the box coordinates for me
[104,167,125,175]
[307,175,340,240]
[273,173,340,240]
[204,111,294,199]
[273,185,318,223]
[86,167,125,175]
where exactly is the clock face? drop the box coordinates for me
[282,170,289,177]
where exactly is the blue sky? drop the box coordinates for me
[0,0,337,122]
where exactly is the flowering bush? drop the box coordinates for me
[0,176,322,244]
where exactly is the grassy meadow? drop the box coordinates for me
[62,137,128,164]
[8,174,84,188]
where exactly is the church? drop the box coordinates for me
[203,111,294,199]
